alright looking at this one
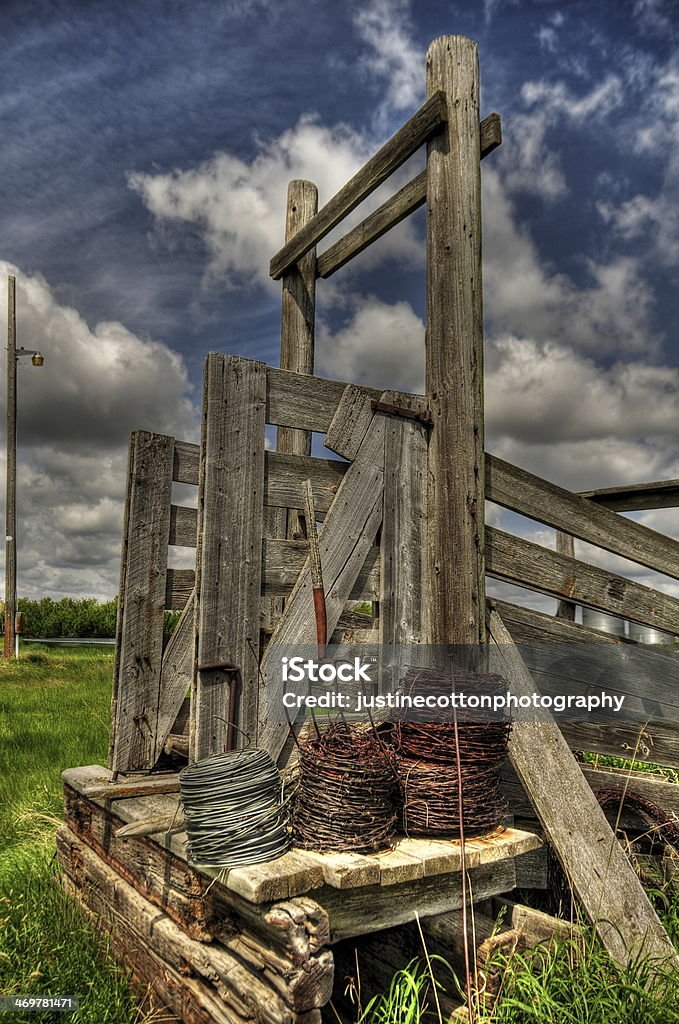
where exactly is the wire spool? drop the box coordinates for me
[393,669,511,838]
[292,722,398,854]
[179,748,290,868]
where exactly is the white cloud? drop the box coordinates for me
[483,168,657,355]
[0,263,196,600]
[317,296,424,391]
[353,0,422,122]
[129,114,423,293]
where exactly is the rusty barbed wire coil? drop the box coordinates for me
[393,668,511,839]
[292,722,399,854]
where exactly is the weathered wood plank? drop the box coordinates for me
[492,599,620,646]
[503,761,679,822]
[277,179,319,547]
[425,37,485,646]
[156,594,195,760]
[486,454,679,579]
[555,531,576,621]
[324,385,375,461]
[266,452,346,513]
[319,860,516,943]
[193,354,266,758]
[258,410,388,760]
[379,397,427,689]
[270,92,448,279]
[169,503,197,547]
[489,608,678,967]
[173,438,200,484]
[165,567,194,609]
[487,526,679,636]
[317,111,501,279]
[109,432,135,770]
[110,431,174,774]
[581,479,679,512]
[165,541,380,605]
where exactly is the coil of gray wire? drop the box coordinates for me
[179,748,290,868]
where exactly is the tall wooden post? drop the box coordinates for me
[555,531,577,620]
[277,179,319,539]
[424,36,486,648]
[4,277,17,659]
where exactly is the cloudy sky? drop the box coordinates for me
[0,0,677,608]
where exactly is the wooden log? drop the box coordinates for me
[58,827,328,1023]
[581,479,679,512]
[110,431,174,774]
[555,532,576,621]
[486,526,679,636]
[489,608,678,967]
[193,354,267,758]
[270,92,448,279]
[257,409,388,761]
[425,37,485,647]
[486,454,679,580]
[316,112,502,279]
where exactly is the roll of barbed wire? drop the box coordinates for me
[292,722,399,854]
[179,748,290,868]
[393,668,511,838]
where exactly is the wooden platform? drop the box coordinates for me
[64,765,542,928]
[58,764,545,1022]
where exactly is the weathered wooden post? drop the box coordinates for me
[277,179,318,541]
[424,36,485,649]
[555,531,577,620]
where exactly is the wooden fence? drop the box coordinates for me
[106,36,679,968]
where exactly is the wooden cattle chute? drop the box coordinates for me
[62,34,679,1024]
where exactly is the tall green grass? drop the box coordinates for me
[0,647,158,1023]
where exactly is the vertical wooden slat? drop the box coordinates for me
[424,36,485,647]
[277,179,319,540]
[108,435,135,770]
[379,404,427,687]
[555,531,577,620]
[110,431,174,773]
[191,354,266,760]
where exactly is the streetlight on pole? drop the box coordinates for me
[4,275,44,658]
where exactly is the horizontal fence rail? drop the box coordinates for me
[316,112,502,279]
[581,479,679,512]
[270,92,448,279]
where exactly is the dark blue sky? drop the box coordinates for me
[0,0,677,599]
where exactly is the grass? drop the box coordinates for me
[0,646,159,1023]
[1,647,678,1024]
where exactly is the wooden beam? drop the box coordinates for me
[110,431,174,774]
[425,36,485,646]
[270,92,447,279]
[317,111,502,279]
[487,526,679,636]
[489,608,678,967]
[276,178,319,547]
[192,354,266,759]
[487,453,679,579]
[257,409,388,761]
[581,479,679,512]
[168,504,197,547]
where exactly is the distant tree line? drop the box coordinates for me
[0,598,180,639]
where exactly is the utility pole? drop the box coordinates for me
[4,275,43,657]
[4,276,16,658]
